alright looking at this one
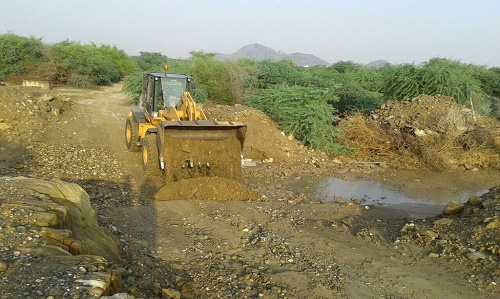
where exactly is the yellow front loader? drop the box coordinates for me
[125,67,246,182]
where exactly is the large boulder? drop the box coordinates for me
[0,176,122,297]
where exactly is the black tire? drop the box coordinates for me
[125,116,140,152]
[141,134,161,176]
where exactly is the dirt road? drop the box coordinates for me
[1,84,498,298]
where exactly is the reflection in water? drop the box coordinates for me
[287,170,499,219]
[316,177,490,206]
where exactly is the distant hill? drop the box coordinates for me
[216,44,330,67]
[365,59,390,69]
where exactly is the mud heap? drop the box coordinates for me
[341,94,500,170]
[154,177,258,201]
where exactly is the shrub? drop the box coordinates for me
[0,33,44,80]
[248,85,348,155]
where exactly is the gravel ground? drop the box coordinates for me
[1,84,499,298]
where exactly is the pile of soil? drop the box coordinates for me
[154,177,258,201]
[341,94,500,170]
[163,132,243,182]
[0,86,71,140]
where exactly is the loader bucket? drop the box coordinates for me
[158,120,247,183]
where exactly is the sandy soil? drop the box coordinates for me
[1,83,498,298]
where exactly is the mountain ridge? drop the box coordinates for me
[216,43,330,67]
[215,43,390,68]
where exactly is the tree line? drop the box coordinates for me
[0,33,134,87]
[2,33,499,154]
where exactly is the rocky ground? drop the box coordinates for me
[0,83,499,298]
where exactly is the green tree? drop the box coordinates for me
[0,33,44,80]
[256,60,302,88]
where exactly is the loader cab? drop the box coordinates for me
[142,73,194,117]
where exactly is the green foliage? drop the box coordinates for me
[133,52,168,71]
[420,58,473,104]
[187,51,257,105]
[382,64,421,101]
[0,33,44,80]
[48,41,135,87]
[488,68,500,98]
[0,33,134,86]
[248,85,348,154]
[256,60,302,88]
[331,65,384,114]
[122,73,144,103]
[331,61,362,74]
[380,58,497,117]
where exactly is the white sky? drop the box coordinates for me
[1,0,499,66]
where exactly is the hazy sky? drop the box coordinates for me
[1,0,499,66]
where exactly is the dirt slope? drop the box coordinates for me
[1,84,499,298]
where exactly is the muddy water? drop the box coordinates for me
[288,169,500,219]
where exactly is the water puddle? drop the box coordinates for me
[288,169,499,219]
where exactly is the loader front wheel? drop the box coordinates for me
[141,134,161,176]
[125,116,140,152]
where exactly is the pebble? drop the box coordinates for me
[420,230,439,239]
[467,251,486,261]
[433,218,454,226]
[443,201,464,215]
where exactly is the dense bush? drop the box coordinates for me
[248,85,348,155]
[47,41,135,87]
[0,33,134,86]
[0,33,44,80]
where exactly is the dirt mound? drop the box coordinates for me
[154,177,258,201]
[341,94,500,170]
[0,86,72,129]
[202,104,368,177]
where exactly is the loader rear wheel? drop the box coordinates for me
[141,134,161,176]
[125,116,140,152]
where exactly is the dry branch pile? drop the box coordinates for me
[341,95,500,170]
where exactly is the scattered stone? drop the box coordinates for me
[433,218,454,226]
[400,223,416,232]
[0,123,10,131]
[101,293,136,299]
[468,196,482,205]
[486,220,500,229]
[443,201,464,215]
[467,251,486,261]
[420,230,439,239]
[162,288,181,299]
[39,94,55,102]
